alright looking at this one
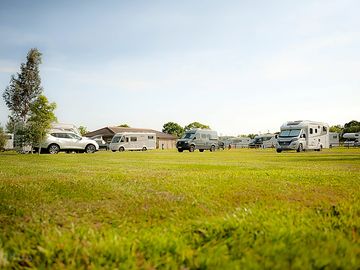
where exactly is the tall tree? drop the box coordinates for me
[329,125,343,134]
[184,122,210,131]
[27,95,57,154]
[343,120,360,133]
[162,122,184,138]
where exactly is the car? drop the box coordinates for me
[40,131,99,154]
[90,136,109,150]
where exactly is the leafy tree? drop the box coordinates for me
[247,134,257,139]
[0,125,6,151]
[2,48,44,148]
[329,125,343,134]
[162,122,184,138]
[27,95,57,154]
[118,124,130,128]
[343,120,360,133]
[78,126,88,136]
[184,122,210,131]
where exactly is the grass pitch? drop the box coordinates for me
[0,148,359,269]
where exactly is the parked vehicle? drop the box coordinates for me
[1,133,14,151]
[176,129,219,152]
[109,132,156,152]
[329,132,340,147]
[276,120,329,153]
[224,137,252,148]
[249,134,277,148]
[40,131,99,154]
[343,132,360,147]
[90,135,108,150]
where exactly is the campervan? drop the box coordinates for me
[248,134,277,148]
[329,132,340,147]
[2,133,14,151]
[343,132,360,147]
[109,132,156,152]
[176,129,219,152]
[276,120,329,152]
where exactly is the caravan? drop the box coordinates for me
[248,134,277,148]
[343,132,360,147]
[276,120,329,152]
[109,132,156,152]
[1,133,14,151]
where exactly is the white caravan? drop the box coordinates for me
[329,132,340,147]
[109,132,156,152]
[228,137,251,148]
[2,133,14,151]
[276,120,329,152]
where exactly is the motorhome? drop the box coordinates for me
[343,132,360,147]
[1,133,14,151]
[329,132,340,147]
[109,132,156,152]
[276,120,329,152]
[248,134,277,148]
[176,129,219,152]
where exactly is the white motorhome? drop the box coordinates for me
[109,132,156,152]
[329,132,340,147]
[276,120,329,152]
[2,133,14,151]
[343,132,360,147]
[249,134,277,148]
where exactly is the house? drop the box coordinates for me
[85,126,177,149]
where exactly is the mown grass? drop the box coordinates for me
[0,148,359,269]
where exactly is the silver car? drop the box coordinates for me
[41,131,99,154]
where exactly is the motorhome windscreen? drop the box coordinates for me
[182,132,195,139]
[279,129,301,137]
[111,136,121,143]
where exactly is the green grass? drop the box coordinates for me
[0,148,359,269]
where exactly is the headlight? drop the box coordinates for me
[291,138,299,142]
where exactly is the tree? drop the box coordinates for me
[0,125,6,151]
[162,122,184,138]
[343,120,360,133]
[78,126,88,136]
[27,95,57,154]
[329,125,343,134]
[184,122,210,131]
[118,124,130,128]
[2,48,44,148]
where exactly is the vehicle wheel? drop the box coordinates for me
[48,144,60,154]
[199,149,204,152]
[189,145,195,152]
[177,149,183,152]
[296,144,303,152]
[276,149,282,153]
[142,147,147,151]
[85,144,96,153]
[119,146,125,152]
[111,150,116,152]
[210,145,216,152]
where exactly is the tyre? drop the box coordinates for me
[85,144,96,153]
[296,144,303,152]
[189,145,195,152]
[210,145,215,152]
[142,147,147,151]
[276,149,282,153]
[199,149,204,152]
[177,149,183,152]
[111,150,116,152]
[48,144,60,154]
[119,146,125,152]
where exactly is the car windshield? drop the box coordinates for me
[279,129,301,138]
[182,132,195,139]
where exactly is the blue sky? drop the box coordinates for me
[0,0,359,135]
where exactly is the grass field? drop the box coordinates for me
[0,148,359,269]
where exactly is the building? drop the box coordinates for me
[85,126,177,149]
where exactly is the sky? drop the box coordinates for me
[0,0,359,136]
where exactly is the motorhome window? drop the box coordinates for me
[279,129,301,137]
[333,135,337,139]
[130,137,137,142]
[182,132,195,139]
[315,129,318,133]
[148,136,154,140]
[126,137,129,142]
[310,128,313,134]
[120,137,125,142]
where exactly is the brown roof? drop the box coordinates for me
[85,126,177,140]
